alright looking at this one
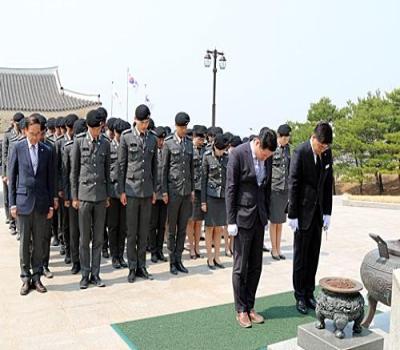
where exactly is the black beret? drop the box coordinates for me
[154,126,166,138]
[97,107,108,121]
[86,110,103,127]
[47,118,56,129]
[135,104,151,121]
[73,119,87,135]
[56,116,66,128]
[214,133,229,150]
[277,124,292,136]
[148,118,155,130]
[193,125,207,137]
[175,112,190,126]
[13,112,25,122]
[114,119,131,134]
[164,126,172,135]
[19,117,27,129]
[230,135,242,147]
[65,114,79,128]
[106,117,117,131]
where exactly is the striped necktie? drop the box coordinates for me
[30,144,38,175]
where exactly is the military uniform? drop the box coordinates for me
[107,138,127,265]
[62,139,81,272]
[192,145,206,220]
[101,133,111,257]
[162,133,194,265]
[118,127,158,273]
[70,131,111,281]
[201,149,229,227]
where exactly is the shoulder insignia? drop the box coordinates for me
[122,129,132,135]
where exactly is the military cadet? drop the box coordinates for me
[106,117,117,141]
[149,126,168,263]
[71,110,111,289]
[55,116,65,138]
[46,118,57,142]
[56,114,79,264]
[205,126,223,151]
[162,112,194,275]
[186,125,207,259]
[2,112,24,234]
[63,119,88,275]
[97,107,111,259]
[108,119,130,269]
[201,133,230,270]
[118,104,158,283]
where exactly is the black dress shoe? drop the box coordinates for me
[207,260,216,270]
[80,276,89,289]
[128,269,136,283]
[90,275,105,287]
[10,228,17,236]
[306,297,317,310]
[195,252,203,259]
[151,253,158,263]
[296,300,308,315]
[102,249,110,259]
[119,257,128,268]
[51,237,60,247]
[136,267,154,280]
[64,255,72,264]
[175,262,188,273]
[170,264,178,275]
[271,253,281,261]
[60,245,66,256]
[112,258,121,269]
[20,281,30,296]
[71,262,81,274]
[213,259,225,269]
[157,252,167,262]
[279,254,286,260]
[33,280,47,293]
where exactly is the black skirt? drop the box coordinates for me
[205,197,226,227]
[192,190,204,220]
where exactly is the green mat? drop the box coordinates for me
[112,290,318,350]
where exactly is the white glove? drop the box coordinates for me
[323,215,331,231]
[265,222,269,231]
[288,218,299,232]
[227,224,238,237]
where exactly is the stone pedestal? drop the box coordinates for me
[388,269,400,350]
[297,320,384,350]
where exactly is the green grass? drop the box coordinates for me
[112,290,318,350]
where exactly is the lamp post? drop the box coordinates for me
[204,49,226,127]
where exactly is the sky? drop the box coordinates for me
[1,0,400,136]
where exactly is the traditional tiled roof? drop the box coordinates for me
[0,66,101,112]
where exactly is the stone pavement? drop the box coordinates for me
[0,196,398,349]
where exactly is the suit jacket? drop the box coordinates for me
[225,142,272,229]
[287,140,333,231]
[8,139,54,215]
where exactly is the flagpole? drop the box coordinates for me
[110,81,114,117]
[126,67,129,120]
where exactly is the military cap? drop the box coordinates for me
[277,124,292,136]
[114,119,131,134]
[135,104,151,121]
[47,117,56,129]
[65,114,79,128]
[207,126,223,137]
[214,133,229,150]
[154,126,167,138]
[224,132,234,143]
[193,125,207,137]
[73,119,87,135]
[175,112,190,126]
[106,117,117,131]
[19,117,27,129]
[56,116,66,128]
[86,109,103,127]
[164,126,172,135]
[186,128,193,137]
[13,112,25,122]
[230,135,242,147]
[148,118,155,130]
[97,107,108,121]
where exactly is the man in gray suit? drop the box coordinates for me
[162,112,194,275]
[71,110,111,289]
[118,105,158,283]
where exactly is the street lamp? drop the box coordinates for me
[204,49,227,127]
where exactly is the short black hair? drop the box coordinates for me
[314,121,333,145]
[258,127,277,152]
[25,114,42,129]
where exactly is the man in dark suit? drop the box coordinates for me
[226,127,277,328]
[8,114,55,295]
[287,121,333,314]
